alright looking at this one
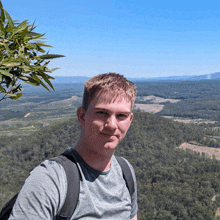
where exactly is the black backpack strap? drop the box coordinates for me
[115,156,135,198]
[0,193,18,220]
[0,153,133,220]
[0,151,80,220]
[51,150,80,220]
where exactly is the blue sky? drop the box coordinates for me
[4,0,220,78]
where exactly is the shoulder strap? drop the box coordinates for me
[51,152,134,219]
[51,150,80,220]
[0,154,133,220]
[0,152,80,220]
[0,193,18,220]
[115,156,135,197]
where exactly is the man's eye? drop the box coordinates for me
[96,111,107,116]
[117,114,128,120]
[97,111,104,114]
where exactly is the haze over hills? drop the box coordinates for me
[52,72,220,84]
[130,72,220,82]
[52,76,90,84]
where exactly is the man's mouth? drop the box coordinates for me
[101,133,117,138]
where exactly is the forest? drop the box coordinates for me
[135,80,220,121]
[1,111,220,219]
[1,79,220,219]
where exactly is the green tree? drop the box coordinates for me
[0,1,64,101]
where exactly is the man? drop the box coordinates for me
[9,73,138,220]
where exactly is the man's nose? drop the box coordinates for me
[105,115,117,130]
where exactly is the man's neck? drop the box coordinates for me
[74,141,115,172]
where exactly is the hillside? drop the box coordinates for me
[1,112,220,219]
[1,79,220,219]
[136,80,220,121]
[1,80,220,139]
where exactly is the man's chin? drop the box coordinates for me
[103,141,119,150]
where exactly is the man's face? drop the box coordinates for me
[82,93,133,153]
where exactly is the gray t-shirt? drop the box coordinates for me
[9,150,138,219]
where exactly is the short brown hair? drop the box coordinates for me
[82,73,137,110]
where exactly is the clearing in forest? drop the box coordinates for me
[179,142,220,160]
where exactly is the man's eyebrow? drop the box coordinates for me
[94,108,131,114]
[94,108,107,111]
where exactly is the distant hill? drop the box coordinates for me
[52,76,90,84]
[51,72,220,83]
[129,72,220,82]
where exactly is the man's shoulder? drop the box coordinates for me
[26,159,68,193]
[32,159,66,175]
[8,159,68,220]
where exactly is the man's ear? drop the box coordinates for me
[77,106,86,127]
[129,113,134,124]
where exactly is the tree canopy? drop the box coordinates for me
[0,1,64,101]
[1,112,220,219]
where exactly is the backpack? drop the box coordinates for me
[0,149,134,220]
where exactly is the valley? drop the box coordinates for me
[1,80,220,219]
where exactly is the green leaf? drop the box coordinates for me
[17,54,30,65]
[47,67,60,72]
[36,43,53,48]
[38,54,65,60]
[9,92,23,99]
[21,26,28,40]
[14,20,28,35]
[2,43,10,56]
[30,20,36,31]
[0,19,4,32]
[19,76,29,81]
[24,81,39,86]
[25,43,38,51]
[25,42,46,53]
[4,62,20,67]
[5,26,13,33]
[26,32,44,38]
[0,69,11,77]
[44,61,50,66]
[37,46,46,53]
[31,74,50,91]
[0,7,5,23]
[41,72,55,80]
[32,40,46,44]
[14,93,23,99]
[12,84,23,93]
[41,73,55,91]
[0,1,3,9]
[4,9,13,28]
[30,74,40,83]
[20,66,31,72]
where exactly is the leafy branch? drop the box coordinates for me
[0,1,65,101]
